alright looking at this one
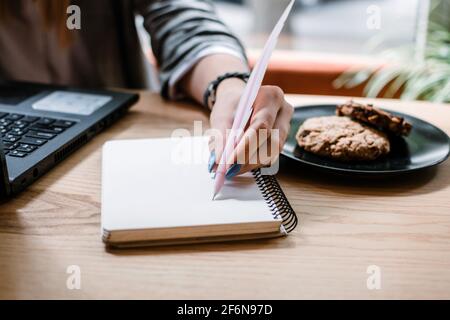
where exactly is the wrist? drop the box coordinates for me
[214,78,246,108]
[204,72,249,110]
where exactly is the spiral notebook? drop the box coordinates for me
[101,137,297,247]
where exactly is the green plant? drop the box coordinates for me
[334,4,450,103]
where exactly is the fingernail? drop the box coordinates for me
[208,150,216,173]
[225,164,241,180]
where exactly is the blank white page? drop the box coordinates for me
[101,137,279,232]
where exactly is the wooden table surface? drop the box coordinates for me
[1,92,449,299]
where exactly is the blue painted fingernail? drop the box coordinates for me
[225,164,241,180]
[208,150,216,172]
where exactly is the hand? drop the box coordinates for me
[208,79,294,179]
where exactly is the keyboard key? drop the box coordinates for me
[13,120,29,127]
[0,112,7,119]
[3,134,20,143]
[4,114,23,121]
[30,124,65,134]
[10,127,25,132]
[9,128,27,136]
[21,116,40,123]
[3,142,18,150]
[20,137,47,146]
[11,122,28,129]
[16,144,37,153]
[8,150,27,158]
[36,118,55,126]
[51,126,65,132]
[26,131,56,140]
[0,128,8,135]
[53,120,75,128]
[0,119,12,126]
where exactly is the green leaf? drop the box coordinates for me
[432,79,450,103]
[402,71,447,100]
[384,71,409,98]
[333,68,374,89]
[336,17,450,103]
[363,67,403,98]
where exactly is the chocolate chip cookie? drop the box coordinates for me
[337,100,412,136]
[296,116,390,161]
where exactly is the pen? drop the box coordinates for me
[213,0,295,200]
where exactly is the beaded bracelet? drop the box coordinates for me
[203,72,250,109]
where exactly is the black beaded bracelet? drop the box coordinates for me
[203,72,250,109]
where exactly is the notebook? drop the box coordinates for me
[101,137,297,247]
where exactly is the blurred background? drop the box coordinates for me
[214,0,419,54]
[138,0,449,102]
[211,0,450,102]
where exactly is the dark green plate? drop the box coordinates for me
[282,105,450,176]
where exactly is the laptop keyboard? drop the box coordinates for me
[0,112,75,158]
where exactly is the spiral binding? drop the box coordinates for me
[252,169,298,233]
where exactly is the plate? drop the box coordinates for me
[282,105,450,176]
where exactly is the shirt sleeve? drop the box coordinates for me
[134,0,248,99]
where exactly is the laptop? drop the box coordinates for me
[0,81,139,199]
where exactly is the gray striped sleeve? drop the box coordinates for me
[135,0,248,99]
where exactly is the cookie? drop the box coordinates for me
[336,100,412,136]
[296,116,390,161]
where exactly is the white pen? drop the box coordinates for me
[213,0,295,200]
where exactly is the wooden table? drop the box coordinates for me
[1,92,449,299]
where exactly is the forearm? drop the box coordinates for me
[180,54,249,107]
[139,0,248,99]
